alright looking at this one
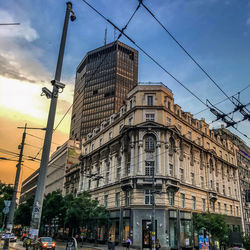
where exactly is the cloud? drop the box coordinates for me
[0,10,38,42]
[247,17,250,26]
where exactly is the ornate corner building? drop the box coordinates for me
[78,83,243,249]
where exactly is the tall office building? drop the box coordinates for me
[70,41,138,140]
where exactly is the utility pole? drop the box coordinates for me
[151,164,156,250]
[29,2,75,239]
[6,123,27,231]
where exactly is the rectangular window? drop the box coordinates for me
[228,187,231,196]
[202,198,206,212]
[166,117,171,126]
[188,131,192,140]
[223,185,226,195]
[236,206,239,216]
[201,176,204,188]
[181,193,185,208]
[125,191,130,206]
[147,96,153,106]
[230,205,233,215]
[169,164,173,177]
[145,161,154,176]
[104,195,108,208]
[197,137,201,145]
[168,191,175,206]
[211,201,215,212]
[129,99,133,109]
[116,167,121,181]
[207,142,210,149]
[180,168,184,182]
[192,196,196,210]
[99,138,103,146]
[216,183,219,193]
[115,192,120,207]
[92,143,95,151]
[218,202,221,213]
[191,173,195,185]
[177,125,182,133]
[224,204,227,214]
[146,113,155,121]
[145,190,153,205]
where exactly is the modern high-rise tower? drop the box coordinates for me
[70,41,138,140]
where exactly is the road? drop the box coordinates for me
[1,239,97,250]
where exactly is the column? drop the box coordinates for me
[156,143,161,175]
[213,160,216,191]
[138,142,143,174]
[174,149,178,178]
[130,143,135,176]
[78,172,83,192]
[121,149,126,178]
[165,143,169,176]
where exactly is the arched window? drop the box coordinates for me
[145,135,156,152]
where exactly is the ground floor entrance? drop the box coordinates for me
[142,220,157,248]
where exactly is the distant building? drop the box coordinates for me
[19,168,39,204]
[45,140,80,195]
[70,41,138,141]
[214,128,250,235]
[78,83,242,249]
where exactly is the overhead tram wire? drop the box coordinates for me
[31,2,141,160]
[80,0,250,141]
[81,0,206,108]
[139,0,249,113]
[194,85,250,116]
[26,133,61,146]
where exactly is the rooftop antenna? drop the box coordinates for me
[104,26,107,46]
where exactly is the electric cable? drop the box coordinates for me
[139,0,249,112]
[80,0,250,140]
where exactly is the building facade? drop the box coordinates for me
[19,168,39,204]
[45,140,80,195]
[78,84,242,249]
[214,128,250,235]
[70,41,138,141]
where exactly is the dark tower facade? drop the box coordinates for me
[70,41,138,140]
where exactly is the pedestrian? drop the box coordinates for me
[155,238,161,250]
[126,236,132,250]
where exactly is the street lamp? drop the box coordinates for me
[29,2,76,239]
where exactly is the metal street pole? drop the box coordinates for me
[6,123,27,231]
[151,165,156,250]
[29,2,75,239]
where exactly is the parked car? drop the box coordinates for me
[38,237,56,249]
[1,233,17,242]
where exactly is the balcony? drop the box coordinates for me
[121,177,133,191]
[209,191,217,202]
[135,176,163,189]
[166,178,180,193]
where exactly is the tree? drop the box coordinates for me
[0,181,14,228]
[193,213,229,246]
[41,191,65,226]
[14,195,34,227]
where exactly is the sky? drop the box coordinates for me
[0,0,250,186]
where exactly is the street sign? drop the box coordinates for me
[2,207,9,214]
[4,200,11,207]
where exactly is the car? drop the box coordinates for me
[38,237,56,250]
[227,247,246,250]
[1,233,17,242]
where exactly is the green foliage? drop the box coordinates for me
[0,181,14,228]
[41,190,65,226]
[14,195,34,227]
[193,213,229,243]
[38,190,109,232]
[242,234,250,250]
